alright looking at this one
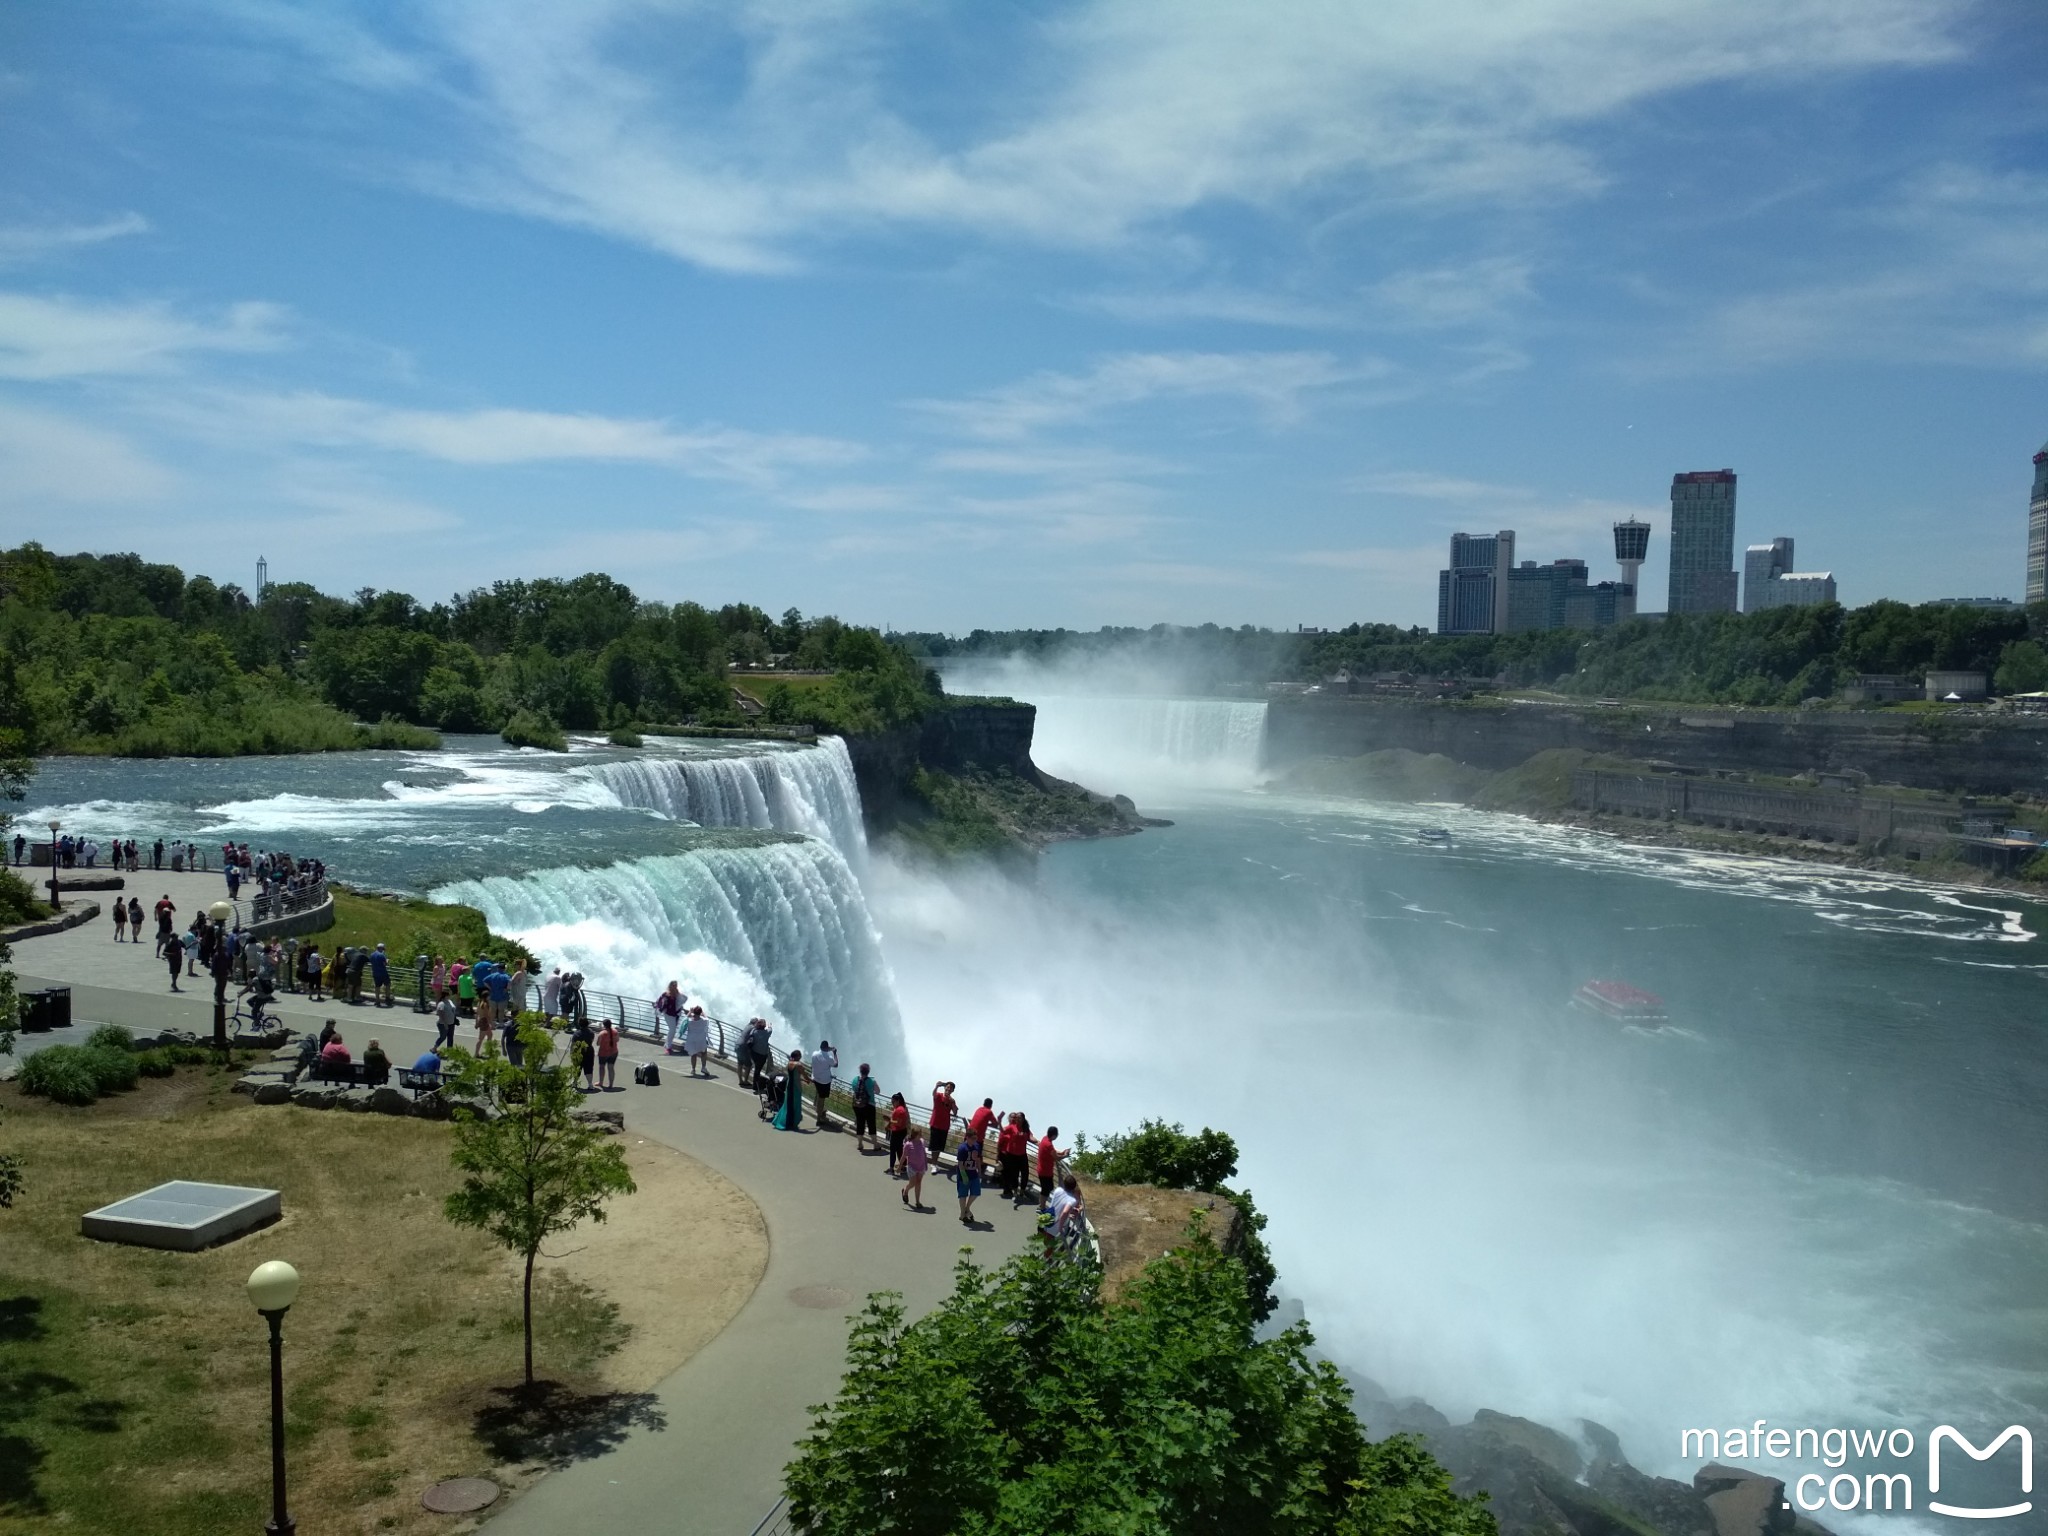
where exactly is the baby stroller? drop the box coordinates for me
[757,1070,787,1122]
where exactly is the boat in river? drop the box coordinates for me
[1571,979,1669,1024]
[1417,827,1452,844]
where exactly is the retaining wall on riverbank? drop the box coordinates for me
[1268,696,2048,797]
[1572,770,2007,854]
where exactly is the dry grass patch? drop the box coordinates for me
[0,1066,765,1535]
[1083,1182,1240,1305]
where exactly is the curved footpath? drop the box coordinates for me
[10,896,1048,1534]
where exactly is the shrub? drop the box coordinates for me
[501,710,568,752]
[84,1023,135,1054]
[18,1046,100,1105]
[79,1045,139,1093]
[135,1048,176,1078]
[1072,1118,1239,1191]
[607,727,644,748]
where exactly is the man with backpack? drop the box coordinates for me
[849,1062,879,1151]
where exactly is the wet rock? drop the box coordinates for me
[1695,1465,1795,1536]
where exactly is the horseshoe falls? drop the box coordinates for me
[435,836,904,1079]
[1024,696,1269,794]
[583,736,868,865]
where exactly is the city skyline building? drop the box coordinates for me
[1743,537,1794,613]
[2030,440,2048,605]
[1668,469,1739,615]
[1436,529,1515,634]
[1612,519,1650,620]
[1748,570,1837,609]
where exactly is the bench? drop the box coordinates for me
[397,1068,444,1101]
[304,1060,392,1089]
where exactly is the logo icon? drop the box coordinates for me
[1929,1426,2032,1520]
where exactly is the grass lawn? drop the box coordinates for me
[322,888,537,971]
[0,1064,629,1535]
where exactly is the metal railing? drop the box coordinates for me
[246,878,329,925]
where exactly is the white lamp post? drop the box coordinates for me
[245,1260,300,1536]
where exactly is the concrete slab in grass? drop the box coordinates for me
[81,1180,281,1251]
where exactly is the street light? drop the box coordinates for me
[45,820,60,913]
[245,1260,300,1536]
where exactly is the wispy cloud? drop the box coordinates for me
[0,292,287,379]
[0,213,152,263]
[156,388,867,484]
[0,401,178,504]
[241,0,1968,273]
[916,350,1368,440]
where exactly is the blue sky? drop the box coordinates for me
[2,1,2045,630]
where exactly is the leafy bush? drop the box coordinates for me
[18,1046,100,1105]
[79,1045,139,1093]
[501,709,568,752]
[135,1048,177,1078]
[84,1023,135,1054]
[607,727,643,748]
[785,1232,1496,1536]
[1073,1118,1239,1191]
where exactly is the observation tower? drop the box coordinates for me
[1613,519,1651,620]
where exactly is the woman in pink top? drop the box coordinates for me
[595,1021,620,1090]
[900,1125,929,1212]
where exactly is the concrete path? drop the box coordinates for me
[11,914,1051,1535]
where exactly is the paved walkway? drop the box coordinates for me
[11,904,1050,1534]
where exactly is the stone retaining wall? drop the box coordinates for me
[243,892,335,940]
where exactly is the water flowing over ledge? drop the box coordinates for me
[1027,697,1268,793]
[433,839,904,1079]
[583,737,868,866]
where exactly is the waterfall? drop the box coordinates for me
[1025,696,1269,793]
[434,838,903,1080]
[582,737,868,865]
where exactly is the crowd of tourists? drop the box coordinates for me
[713,1007,1086,1251]
[9,832,211,872]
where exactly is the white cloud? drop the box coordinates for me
[0,214,151,263]
[254,0,1967,273]
[160,389,867,484]
[916,350,1367,439]
[1371,258,1534,329]
[0,293,287,379]
[0,401,178,504]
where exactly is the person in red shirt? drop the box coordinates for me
[928,1081,956,1157]
[996,1113,1030,1204]
[886,1093,910,1175]
[966,1097,995,1161]
[1035,1125,1068,1209]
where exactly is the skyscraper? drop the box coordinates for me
[2029,441,2048,605]
[1668,470,1739,615]
[1435,529,1515,635]
[1612,519,1650,620]
[1743,536,1793,613]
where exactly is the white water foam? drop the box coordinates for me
[578,736,868,865]
[435,840,903,1076]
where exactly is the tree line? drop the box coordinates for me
[0,543,938,755]
[909,601,2048,707]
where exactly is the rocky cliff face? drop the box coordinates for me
[1268,697,2048,797]
[1348,1387,1837,1536]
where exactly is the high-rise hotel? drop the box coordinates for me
[2030,440,2048,604]
[1667,469,1739,615]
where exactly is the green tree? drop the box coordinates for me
[1995,639,2048,695]
[785,1230,1494,1536]
[442,1022,637,1387]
